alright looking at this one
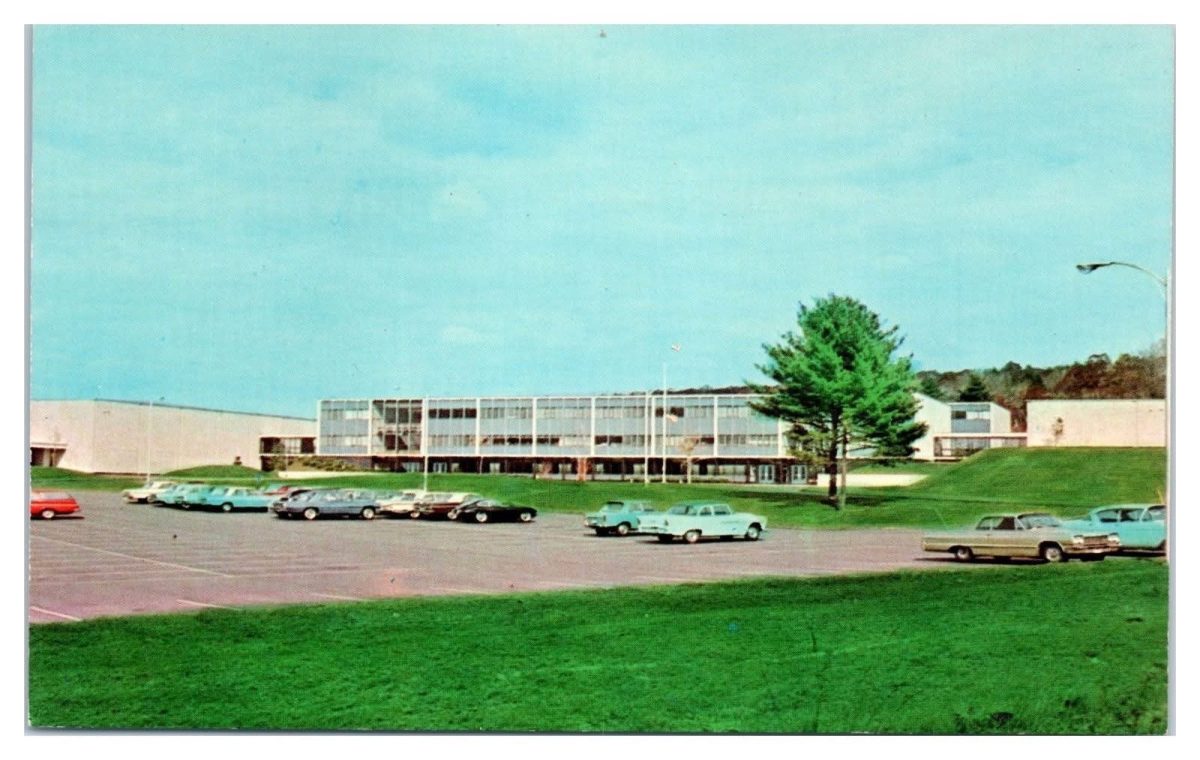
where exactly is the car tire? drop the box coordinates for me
[39,509,55,520]
[615,522,630,536]
[683,529,701,544]
[303,507,319,521]
[594,528,608,536]
[221,503,233,513]
[474,511,489,523]
[745,524,762,541]
[1040,543,1065,563]
[656,535,673,543]
[518,511,534,523]
[409,511,421,519]
[181,502,191,511]
[953,546,974,562]
[360,507,376,520]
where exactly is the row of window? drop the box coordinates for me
[323,409,370,421]
[327,433,780,452]
[333,401,774,423]
[321,435,368,448]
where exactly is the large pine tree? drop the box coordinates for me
[750,295,927,507]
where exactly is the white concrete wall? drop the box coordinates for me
[912,393,951,461]
[30,400,316,474]
[989,402,1012,433]
[1026,399,1166,448]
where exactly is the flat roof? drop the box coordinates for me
[32,398,315,422]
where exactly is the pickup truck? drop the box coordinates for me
[637,501,767,544]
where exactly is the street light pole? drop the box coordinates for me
[145,396,164,483]
[1075,258,1170,506]
[1075,261,1167,294]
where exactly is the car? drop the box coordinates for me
[31,490,80,520]
[583,500,658,536]
[199,486,274,513]
[121,480,177,503]
[448,498,537,524]
[156,483,213,509]
[922,513,1121,562]
[635,501,767,544]
[151,483,188,506]
[177,484,220,510]
[413,492,480,520]
[1062,504,1166,552]
[376,490,430,517]
[262,483,307,499]
[272,489,381,521]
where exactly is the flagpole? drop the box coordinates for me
[661,344,681,484]
[661,361,667,483]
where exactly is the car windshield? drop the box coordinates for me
[1147,506,1166,521]
[1020,514,1061,528]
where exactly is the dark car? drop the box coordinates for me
[413,492,480,520]
[448,498,537,524]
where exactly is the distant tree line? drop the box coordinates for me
[650,344,1165,435]
[914,341,1166,431]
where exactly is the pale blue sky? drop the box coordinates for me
[30,25,1174,418]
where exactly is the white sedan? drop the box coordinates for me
[637,501,767,544]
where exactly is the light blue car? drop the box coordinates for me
[1063,504,1166,552]
[583,500,658,536]
[637,501,767,544]
[157,483,214,509]
[200,486,274,513]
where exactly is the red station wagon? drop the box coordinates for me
[30,490,81,520]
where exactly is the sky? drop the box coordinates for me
[28,25,1174,419]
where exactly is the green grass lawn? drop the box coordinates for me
[29,447,1167,530]
[27,560,1167,733]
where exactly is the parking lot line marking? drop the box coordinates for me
[176,598,232,610]
[30,606,82,622]
[311,592,364,602]
[31,535,232,578]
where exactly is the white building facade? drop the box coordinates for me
[30,399,315,474]
[1026,399,1166,448]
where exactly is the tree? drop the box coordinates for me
[957,373,991,402]
[749,295,928,508]
[918,376,947,401]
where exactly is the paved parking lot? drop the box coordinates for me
[30,491,954,623]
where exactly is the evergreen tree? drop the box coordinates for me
[750,295,927,507]
[918,376,947,401]
[957,373,991,402]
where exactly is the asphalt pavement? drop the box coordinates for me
[29,491,960,623]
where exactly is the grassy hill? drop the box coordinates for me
[29,447,1167,529]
